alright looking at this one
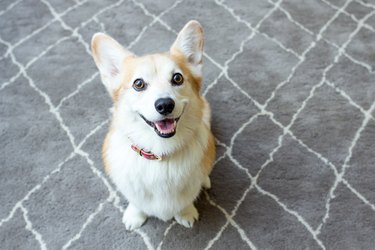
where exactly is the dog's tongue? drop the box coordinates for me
[154,119,176,134]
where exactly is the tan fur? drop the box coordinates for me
[102,128,113,175]
[171,45,215,176]
[170,51,202,94]
[101,55,137,172]
[112,56,137,102]
[202,130,216,176]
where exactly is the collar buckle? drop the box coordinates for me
[131,145,162,161]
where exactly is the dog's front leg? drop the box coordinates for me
[174,203,199,228]
[122,203,147,230]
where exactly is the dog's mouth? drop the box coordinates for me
[140,115,181,138]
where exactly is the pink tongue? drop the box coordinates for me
[154,119,176,134]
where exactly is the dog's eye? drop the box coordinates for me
[133,79,146,91]
[171,73,184,86]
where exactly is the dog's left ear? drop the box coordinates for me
[170,20,204,77]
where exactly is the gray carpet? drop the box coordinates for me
[1,0,375,249]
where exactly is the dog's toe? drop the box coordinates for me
[122,204,147,231]
[175,204,199,228]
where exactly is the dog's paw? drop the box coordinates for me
[202,176,211,189]
[122,204,147,231]
[175,204,199,228]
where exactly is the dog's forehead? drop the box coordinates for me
[132,54,179,79]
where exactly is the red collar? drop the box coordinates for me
[131,144,162,161]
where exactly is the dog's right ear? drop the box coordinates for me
[91,33,134,95]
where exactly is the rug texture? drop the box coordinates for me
[1,0,375,249]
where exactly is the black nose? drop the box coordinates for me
[155,98,175,115]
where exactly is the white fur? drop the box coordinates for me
[122,203,147,230]
[108,120,209,222]
[92,21,211,230]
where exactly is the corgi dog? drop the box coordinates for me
[91,20,215,230]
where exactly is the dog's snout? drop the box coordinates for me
[155,98,175,115]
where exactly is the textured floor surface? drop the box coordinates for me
[1,0,375,249]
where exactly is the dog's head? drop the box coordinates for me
[91,21,205,154]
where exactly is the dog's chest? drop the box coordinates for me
[107,136,204,205]
[131,157,202,198]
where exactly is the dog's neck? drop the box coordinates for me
[130,144,163,161]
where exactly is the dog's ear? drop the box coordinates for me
[170,20,204,76]
[91,33,134,95]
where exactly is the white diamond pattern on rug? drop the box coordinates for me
[1,0,375,249]
[257,135,336,229]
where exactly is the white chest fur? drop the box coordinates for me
[106,128,208,221]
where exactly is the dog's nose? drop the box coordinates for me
[155,98,175,115]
